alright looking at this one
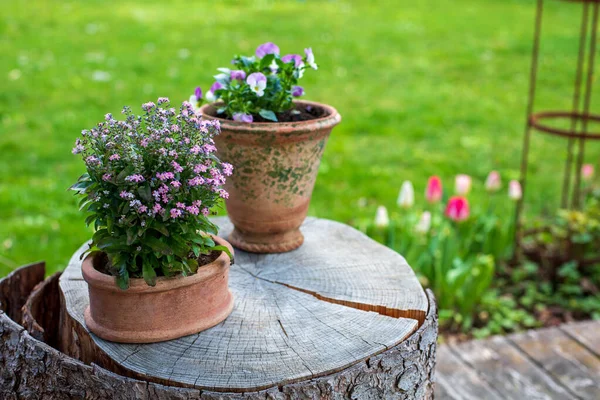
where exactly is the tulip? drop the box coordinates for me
[508,180,522,201]
[485,171,501,192]
[445,196,470,222]
[397,181,415,208]
[455,174,472,195]
[415,211,432,234]
[425,176,443,203]
[582,164,594,182]
[374,206,389,228]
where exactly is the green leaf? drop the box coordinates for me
[211,245,233,263]
[142,263,157,287]
[145,236,173,255]
[259,53,275,70]
[150,225,170,237]
[259,109,278,122]
[137,185,152,203]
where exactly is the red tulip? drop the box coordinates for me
[426,176,443,203]
[445,196,470,222]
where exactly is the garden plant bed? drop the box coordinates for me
[1,217,438,399]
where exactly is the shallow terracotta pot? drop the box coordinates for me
[82,236,234,344]
[200,101,341,253]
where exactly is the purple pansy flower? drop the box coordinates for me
[230,70,246,81]
[206,81,223,102]
[292,85,305,97]
[246,72,267,97]
[233,113,253,123]
[282,54,304,68]
[304,47,318,70]
[255,42,280,58]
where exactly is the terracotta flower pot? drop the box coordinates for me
[200,101,341,253]
[82,236,234,344]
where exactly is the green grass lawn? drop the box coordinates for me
[1,0,599,276]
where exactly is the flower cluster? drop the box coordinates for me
[189,42,318,122]
[367,171,521,332]
[71,99,233,288]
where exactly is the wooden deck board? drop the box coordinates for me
[436,320,600,400]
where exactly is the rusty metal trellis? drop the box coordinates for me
[515,0,600,256]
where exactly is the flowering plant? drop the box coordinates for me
[189,42,318,123]
[70,98,233,289]
[361,172,519,331]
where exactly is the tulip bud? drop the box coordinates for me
[397,181,415,208]
[374,206,390,228]
[485,171,501,192]
[415,211,432,234]
[426,176,443,203]
[508,180,522,201]
[455,174,472,195]
[582,164,594,182]
[445,196,470,222]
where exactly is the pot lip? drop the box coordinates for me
[82,235,233,294]
[199,100,341,134]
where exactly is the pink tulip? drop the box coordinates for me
[508,180,522,201]
[445,196,470,222]
[426,176,443,203]
[455,174,472,195]
[582,164,594,182]
[485,171,501,192]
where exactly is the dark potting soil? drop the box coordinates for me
[229,103,326,123]
[92,250,222,278]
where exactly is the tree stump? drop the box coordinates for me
[4,217,437,399]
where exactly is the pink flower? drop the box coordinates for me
[201,207,210,216]
[445,196,470,222]
[508,180,522,201]
[485,171,501,192]
[172,161,183,173]
[194,164,208,174]
[188,176,205,186]
[426,176,443,203]
[170,180,181,188]
[102,173,112,182]
[176,202,186,208]
[138,205,148,214]
[153,203,163,214]
[125,174,145,183]
[186,205,200,215]
[170,208,183,219]
[222,163,233,176]
[455,174,472,195]
[218,189,229,199]
[190,145,202,154]
[109,154,120,161]
[582,164,594,182]
[156,172,175,181]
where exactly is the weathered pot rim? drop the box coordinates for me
[199,100,341,135]
[82,235,233,294]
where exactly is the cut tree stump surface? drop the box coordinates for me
[435,319,600,400]
[58,217,432,394]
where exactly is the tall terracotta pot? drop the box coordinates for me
[82,236,234,344]
[200,101,341,253]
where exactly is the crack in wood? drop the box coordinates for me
[235,264,424,326]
